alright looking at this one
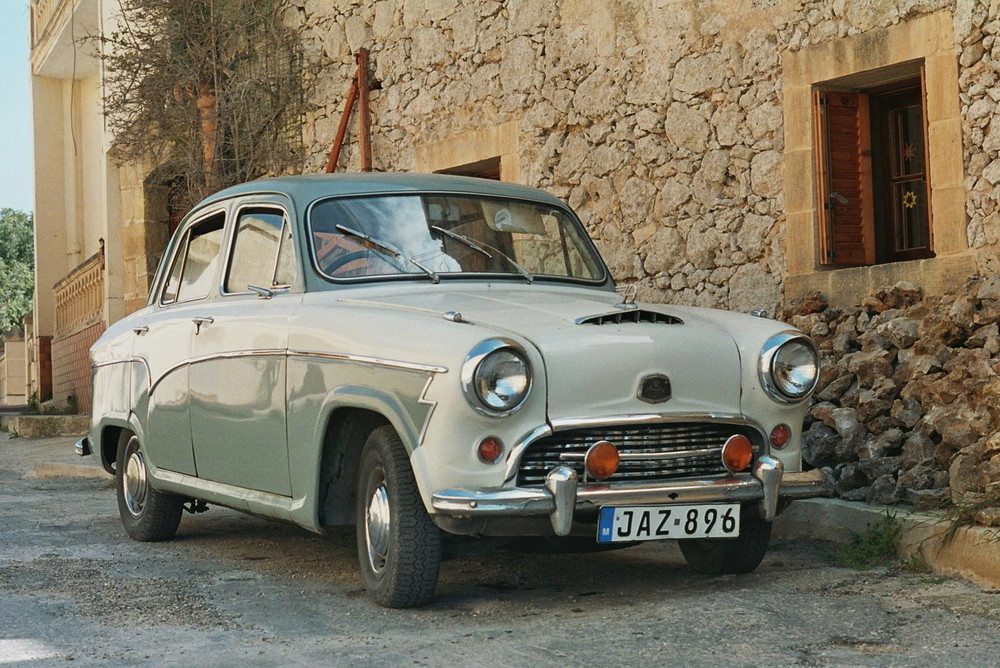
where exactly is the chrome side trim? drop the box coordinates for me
[153,468,302,513]
[287,350,448,374]
[149,349,287,395]
[143,348,447,396]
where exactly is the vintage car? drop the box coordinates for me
[79,173,831,607]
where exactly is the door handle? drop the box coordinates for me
[132,326,149,335]
[192,316,214,334]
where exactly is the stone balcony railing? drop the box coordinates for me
[29,0,63,49]
[53,249,104,338]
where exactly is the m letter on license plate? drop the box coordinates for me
[597,504,739,543]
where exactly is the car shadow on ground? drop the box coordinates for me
[151,505,823,611]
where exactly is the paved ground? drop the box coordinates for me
[3,433,1000,667]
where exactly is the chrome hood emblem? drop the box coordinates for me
[638,374,672,404]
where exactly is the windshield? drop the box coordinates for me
[309,194,605,283]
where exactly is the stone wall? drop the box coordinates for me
[787,279,1000,517]
[284,0,1000,316]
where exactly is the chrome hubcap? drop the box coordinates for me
[365,481,391,574]
[124,448,148,517]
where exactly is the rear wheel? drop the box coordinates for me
[356,425,442,608]
[678,506,771,574]
[116,433,184,542]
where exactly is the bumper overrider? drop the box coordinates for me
[431,456,833,536]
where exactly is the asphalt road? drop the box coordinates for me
[3,434,1000,667]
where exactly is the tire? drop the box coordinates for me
[356,425,442,608]
[116,432,183,542]
[678,506,771,574]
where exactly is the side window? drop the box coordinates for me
[274,219,297,287]
[161,214,226,305]
[225,208,295,293]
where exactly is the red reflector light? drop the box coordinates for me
[770,424,791,449]
[477,436,504,464]
[585,440,620,480]
[721,435,753,473]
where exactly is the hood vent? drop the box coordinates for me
[576,309,683,326]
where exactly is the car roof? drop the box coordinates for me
[197,172,568,210]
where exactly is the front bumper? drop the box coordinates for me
[431,456,833,536]
[75,437,92,457]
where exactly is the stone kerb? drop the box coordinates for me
[3,415,90,439]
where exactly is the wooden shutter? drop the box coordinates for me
[814,90,876,266]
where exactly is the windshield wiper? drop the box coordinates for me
[430,225,532,284]
[431,225,493,259]
[335,224,439,283]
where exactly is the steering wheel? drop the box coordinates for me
[323,248,406,275]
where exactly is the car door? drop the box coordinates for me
[188,202,297,496]
[135,210,227,475]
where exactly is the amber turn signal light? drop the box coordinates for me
[585,440,620,480]
[770,424,791,449]
[721,434,753,473]
[477,436,504,464]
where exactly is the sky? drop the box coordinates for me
[0,1,33,214]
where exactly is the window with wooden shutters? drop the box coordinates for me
[814,90,875,266]
[813,74,933,267]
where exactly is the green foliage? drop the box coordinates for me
[0,208,33,266]
[0,208,34,333]
[830,510,903,569]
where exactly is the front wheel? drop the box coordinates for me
[356,425,442,608]
[116,433,183,542]
[678,506,771,574]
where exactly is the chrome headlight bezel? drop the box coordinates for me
[759,332,819,403]
[461,338,532,417]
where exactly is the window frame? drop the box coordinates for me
[305,192,609,287]
[221,203,297,297]
[158,210,227,307]
[812,65,935,268]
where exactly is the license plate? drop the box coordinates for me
[597,504,740,543]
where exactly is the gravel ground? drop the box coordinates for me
[3,433,1000,667]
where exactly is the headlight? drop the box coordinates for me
[462,339,532,416]
[759,333,819,403]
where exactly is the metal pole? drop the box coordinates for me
[325,76,359,173]
[357,48,373,172]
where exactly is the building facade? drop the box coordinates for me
[27,0,123,411]
[20,0,1000,413]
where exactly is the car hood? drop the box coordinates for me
[340,287,744,421]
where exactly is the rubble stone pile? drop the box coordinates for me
[784,279,1000,517]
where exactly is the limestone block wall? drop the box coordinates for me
[284,0,1000,314]
[1,338,28,406]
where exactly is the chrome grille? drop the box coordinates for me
[516,422,762,486]
[576,310,683,326]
